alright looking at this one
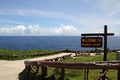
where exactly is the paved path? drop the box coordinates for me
[0,53,74,80]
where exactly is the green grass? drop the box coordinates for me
[62,52,116,62]
[19,52,118,80]
[0,49,55,55]
[0,49,56,60]
[60,52,117,80]
[63,69,117,80]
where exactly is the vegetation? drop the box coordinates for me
[60,52,117,80]
[62,52,116,62]
[0,49,56,60]
[19,52,117,80]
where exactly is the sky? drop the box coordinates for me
[0,0,120,36]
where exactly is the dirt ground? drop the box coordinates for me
[0,53,74,80]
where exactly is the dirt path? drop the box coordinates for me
[0,53,74,80]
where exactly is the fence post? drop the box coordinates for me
[41,66,47,80]
[60,68,65,80]
[24,65,31,73]
[118,69,120,80]
[84,69,89,80]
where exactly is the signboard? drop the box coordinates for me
[81,37,102,47]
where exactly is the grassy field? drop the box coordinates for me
[0,49,55,55]
[60,52,117,80]
[62,52,116,62]
[19,52,118,80]
[0,49,56,60]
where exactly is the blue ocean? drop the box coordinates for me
[0,36,120,50]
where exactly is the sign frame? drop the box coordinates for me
[81,37,102,47]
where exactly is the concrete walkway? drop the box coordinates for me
[0,53,74,80]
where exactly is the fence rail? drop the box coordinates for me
[24,53,120,80]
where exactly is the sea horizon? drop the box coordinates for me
[0,36,120,50]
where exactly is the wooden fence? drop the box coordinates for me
[24,53,120,80]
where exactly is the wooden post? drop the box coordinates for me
[35,65,39,74]
[102,25,107,80]
[25,65,32,73]
[84,69,89,80]
[118,69,120,80]
[60,68,65,80]
[103,25,107,61]
[41,66,47,80]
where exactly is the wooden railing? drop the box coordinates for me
[24,53,120,80]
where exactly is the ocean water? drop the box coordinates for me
[0,36,120,50]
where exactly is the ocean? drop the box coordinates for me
[0,36,120,50]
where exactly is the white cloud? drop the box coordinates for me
[0,20,26,25]
[24,25,41,35]
[0,1,119,36]
[114,20,120,25]
[52,25,80,35]
[0,25,26,35]
[0,24,80,36]
[0,9,93,27]
[0,9,74,19]
[98,0,120,17]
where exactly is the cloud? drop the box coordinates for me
[0,19,26,25]
[0,9,92,27]
[0,9,74,19]
[0,25,26,35]
[98,0,120,17]
[52,25,80,35]
[0,1,119,36]
[0,24,80,36]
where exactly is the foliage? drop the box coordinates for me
[0,49,55,55]
[0,49,56,60]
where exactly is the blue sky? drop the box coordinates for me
[0,0,120,36]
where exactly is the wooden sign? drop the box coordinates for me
[81,25,114,80]
[81,37,102,47]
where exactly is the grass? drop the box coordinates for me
[19,52,118,80]
[60,52,117,80]
[62,52,116,62]
[0,49,55,55]
[0,49,56,60]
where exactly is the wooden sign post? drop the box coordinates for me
[81,25,114,80]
